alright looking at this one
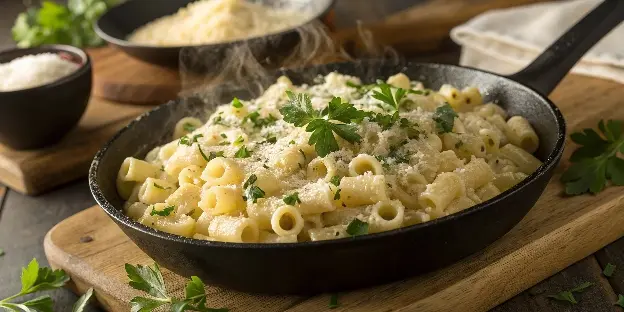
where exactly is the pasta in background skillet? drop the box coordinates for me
[116,72,542,243]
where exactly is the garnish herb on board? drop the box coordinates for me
[603,263,616,277]
[12,0,121,48]
[329,293,339,309]
[0,258,93,312]
[433,103,458,134]
[283,192,301,206]
[346,219,369,236]
[242,174,265,203]
[150,205,175,217]
[126,263,228,312]
[616,294,624,308]
[280,91,366,157]
[546,281,594,304]
[561,120,624,195]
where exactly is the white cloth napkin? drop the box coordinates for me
[450,0,624,84]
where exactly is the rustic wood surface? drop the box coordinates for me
[90,47,181,104]
[0,98,150,195]
[40,74,624,311]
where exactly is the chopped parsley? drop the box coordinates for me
[231,97,243,108]
[150,205,175,217]
[219,141,230,146]
[603,263,616,277]
[182,122,197,132]
[370,111,399,130]
[561,119,624,195]
[433,103,458,134]
[243,111,277,128]
[152,183,168,190]
[283,192,301,205]
[179,134,203,146]
[198,145,209,161]
[289,140,296,145]
[299,149,306,160]
[346,219,368,236]
[546,282,593,305]
[280,92,365,157]
[220,133,227,138]
[242,174,264,203]
[334,188,341,200]
[330,175,341,186]
[208,151,225,162]
[233,135,245,146]
[234,146,252,158]
[160,165,164,172]
[263,136,277,144]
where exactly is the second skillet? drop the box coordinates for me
[90,0,624,294]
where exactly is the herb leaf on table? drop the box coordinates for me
[603,263,616,277]
[126,262,228,312]
[0,258,70,312]
[561,120,624,195]
[546,281,594,304]
[72,287,94,312]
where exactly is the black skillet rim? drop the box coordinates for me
[89,61,567,250]
[94,0,336,50]
[0,44,91,95]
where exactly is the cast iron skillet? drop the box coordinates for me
[95,0,335,67]
[90,1,624,294]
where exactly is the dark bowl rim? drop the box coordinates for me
[89,60,567,250]
[94,0,336,50]
[0,44,91,95]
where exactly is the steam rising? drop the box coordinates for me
[176,15,402,120]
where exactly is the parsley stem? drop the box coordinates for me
[0,293,23,303]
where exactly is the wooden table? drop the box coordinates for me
[1,0,624,311]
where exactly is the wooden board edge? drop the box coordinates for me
[43,207,134,311]
[396,194,624,312]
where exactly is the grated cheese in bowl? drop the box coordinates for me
[0,53,80,92]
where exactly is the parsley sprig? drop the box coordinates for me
[433,103,458,134]
[546,281,593,305]
[561,120,624,195]
[280,91,366,157]
[242,174,265,203]
[0,258,93,312]
[371,84,406,110]
[126,263,227,312]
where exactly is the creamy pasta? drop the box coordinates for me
[117,72,543,243]
[128,0,308,46]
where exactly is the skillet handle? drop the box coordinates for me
[506,0,624,95]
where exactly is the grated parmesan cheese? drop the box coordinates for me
[0,53,79,92]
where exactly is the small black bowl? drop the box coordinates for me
[95,0,335,68]
[0,45,92,150]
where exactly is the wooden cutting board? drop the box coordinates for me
[44,74,624,311]
[0,98,151,195]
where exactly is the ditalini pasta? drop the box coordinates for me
[117,72,543,242]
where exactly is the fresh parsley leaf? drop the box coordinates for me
[263,136,277,144]
[289,140,296,145]
[220,133,227,138]
[243,112,277,128]
[330,175,341,186]
[561,120,624,195]
[192,134,203,143]
[179,136,192,146]
[346,219,368,236]
[604,263,616,277]
[433,103,458,134]
[23,295,54,312]
[208,151,224,162]
[371,84,406,110]
[280,92,363,157]
[243,174,258,189]
[334,188,341,200]
[546,282,593,304]
[283,192,301,205]
[129,296,169,312]
[150,205,175,217]
[329,293,339,309]
[370,111,399,130]
[407,89,429,95]
[231,97,243,108]
[616,294,624,308]
[234,146,252,158]
[126,263,169,299]
[72,287,93,312]
[233,136,245,146]
[244,186,265,203]
[0,248,4,257]
[183,123,197,132]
